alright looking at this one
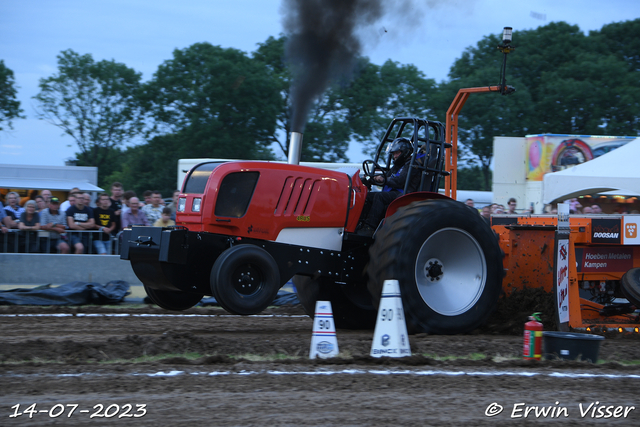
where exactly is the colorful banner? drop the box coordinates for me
[526,135,633,181]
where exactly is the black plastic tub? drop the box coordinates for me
[543,331,605,363]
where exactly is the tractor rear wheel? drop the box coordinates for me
[293,275,377,329]
[144,285,203,311]
[367,199,503,334]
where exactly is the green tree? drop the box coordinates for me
[254,37,440,162]
[33,50,144,179]
[344,59,440,157]
[254,36,350,162]
[444,21,640,190]
[0,60,24,132]
[141,42,280,161]
[457,166,490,191]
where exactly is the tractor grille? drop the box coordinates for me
[274,177,319,217]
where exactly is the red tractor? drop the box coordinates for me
[121,116,504,334]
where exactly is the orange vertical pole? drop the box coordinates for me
[566,231,583,330]
[444,86,501,199]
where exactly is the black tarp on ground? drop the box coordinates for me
[0,281,130,305]
[197,290,299,307]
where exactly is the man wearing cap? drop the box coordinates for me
[39,197,70,254]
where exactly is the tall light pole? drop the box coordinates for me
[497,26,516,95]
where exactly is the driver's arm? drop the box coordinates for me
[385,163,410,190]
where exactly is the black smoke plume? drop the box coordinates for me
[282,0,385,133]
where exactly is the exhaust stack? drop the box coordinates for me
[287,132,303,165]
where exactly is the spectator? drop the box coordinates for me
[40,189,52,203]
[109,182,124,235]
[93,193,116,255]
[19,189,38,206]
[4,191,25,219]
[109,182,124,212]
[121,190,136,216]
[166,189,180,220]
[465,198,475,208]
[35,195,47,212]
[0,201,17,252]
[583,206,593,214]
[1,201,12,233]
[121,197,149,228]
[0,200,17,229]
[591,204,603,214]
[142,190,153,206]
[141,191,164,224]
[1,199,18,252]
[18,200,40,252]
[481,205,491,224]
[154,207,176,227]
[39,197,70,254]
[66,192,95,254]
[568,198,582,213]
[60,190,80,214]
[507,198,517,214]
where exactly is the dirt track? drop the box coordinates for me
[1,304,639,426]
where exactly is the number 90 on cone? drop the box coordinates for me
[371,280,411,358]
[309,300,339,359]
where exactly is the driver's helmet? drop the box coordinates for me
[387,137,413,165]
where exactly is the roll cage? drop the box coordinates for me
[373,117,451,194]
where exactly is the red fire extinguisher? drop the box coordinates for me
[523,312,543,360]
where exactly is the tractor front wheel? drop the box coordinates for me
[210,245,280,315]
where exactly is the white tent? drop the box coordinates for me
[0,164,103,192]
[542,137,640,203]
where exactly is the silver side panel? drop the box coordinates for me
[275,227,344,251]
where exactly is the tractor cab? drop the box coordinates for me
[361,117,451,195]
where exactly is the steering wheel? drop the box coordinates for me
[362,159,387,188]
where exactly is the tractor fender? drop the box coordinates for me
[386,191,453,218]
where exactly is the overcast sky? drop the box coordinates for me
[1,0,638,167]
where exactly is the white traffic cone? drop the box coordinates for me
[309,300,339,359]
[371,280,411,358]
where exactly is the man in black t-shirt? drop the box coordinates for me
[93,193,116,255]
[109,182,124,234]
[66,193,95,254]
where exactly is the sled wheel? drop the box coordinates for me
[621,268,640,308]
[211,245,280,315]
[367,199,503,334]
[143,284,203,311]
[293,275,377,329]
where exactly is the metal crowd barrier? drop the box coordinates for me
[0,229,122,255]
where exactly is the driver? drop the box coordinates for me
[357,137,414,236]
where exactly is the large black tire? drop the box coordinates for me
[367,199,503,334]
[621,268,640,308]
[144,285,203,311]
[293,275,377,329]
[210,245,280,315]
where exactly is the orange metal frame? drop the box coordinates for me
[444,86,502,200]
[494,216,640,333]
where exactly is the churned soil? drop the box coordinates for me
[1,301,639,426]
